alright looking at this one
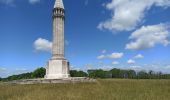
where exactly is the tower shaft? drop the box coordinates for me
[52,8,65,59]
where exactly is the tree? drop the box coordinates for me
[88,69,112,78]
[2,72,33,81]
[127,70,136,79]
[88,70,96,78]
[32,67,46,78]
[137,71,149,79]
[70,70,88,77]
[110,68,121,78]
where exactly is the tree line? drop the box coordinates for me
[0,67,46,81]
[0,67,170,81]
[88,69,170,79]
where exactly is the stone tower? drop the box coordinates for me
[45,0,70,79]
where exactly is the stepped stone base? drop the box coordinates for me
[8,77,96,85]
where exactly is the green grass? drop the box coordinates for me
[0,79,170,100]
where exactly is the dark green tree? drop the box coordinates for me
[32,67,46,78]
[2,72,33,81]
[110,68,121,78]
[137,71,149,79]
[70,70,88,77]
[88,69,112,78]
[127,70,136,79]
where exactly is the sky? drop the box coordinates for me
[0,0,170,77]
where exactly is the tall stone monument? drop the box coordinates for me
[45,0,70,79]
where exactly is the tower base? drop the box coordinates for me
[45,59,70,79]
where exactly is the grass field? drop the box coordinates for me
[0,79,170,100]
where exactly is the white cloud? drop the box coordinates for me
[164,65,170,69]
[85,0,88,6]
[97,55,105,59]
[34,38,52,52]
[112,61,119,65]
[65,40,69,46]
[29,0,41,4]
[98,0,170,31]
[102,50,106,54]
[129,66,142,70]
[126,24,170,50]
[12,68,30,75]
[0,0,42,5]
[85,64,94,70]
[139,63,170,73]
[97,52,124,59]
[166,65,170,69]
[0,0,15,5]
[108,52,124,59]
[33,38,69,52]
[0,67,7,72]
[127,59,135,64]
[15,68,28,71]
[134,54,144,59]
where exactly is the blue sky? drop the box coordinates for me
[0,0,170,77]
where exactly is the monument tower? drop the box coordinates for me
[45,0,70,79]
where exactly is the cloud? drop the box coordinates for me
[0,67,7,72]
[0,0,42,5]
[129,66,142,71]
[97,55,105,59]
[15,68,28,71]
[85,0,88,6]
[0,0,15,5]
[0,67,32,78]
[139,63,170,73]
[9,68,30,75]
[34,38,52,52]
[127,59,135,64]
[112,61,119,65]
[134,54,144,59]
[97,52,124,59]
[33,38,69,52]
[98,0,170,31]
[102,50,106,54]
[126,24,170,50]
[29,0,41,4]
[164,65,170,69]
[65,40,69,46]
[108,52,124,59]
[85,64,94,70]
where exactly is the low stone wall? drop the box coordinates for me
[8,77,96,84]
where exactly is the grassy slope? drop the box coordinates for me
[0,79,170,100]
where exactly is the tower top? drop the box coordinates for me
[54,0,64,9]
